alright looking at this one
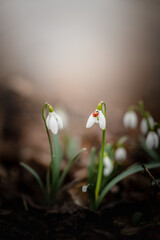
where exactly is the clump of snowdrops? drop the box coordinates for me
[82,101,160,211]
[20,103,86,206]
[123,100,160,161]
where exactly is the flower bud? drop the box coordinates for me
[97,101,103,111]
[48,104,54,112]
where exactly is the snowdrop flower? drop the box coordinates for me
[114,147,127,162]
[123,110,138,129]
[56,107,69,128]
[46,105,63,134]
[82,185,89,192]
[86,109,106,130]
[140,116,154,134]
[146,131,159,149]
[103,156,113,176]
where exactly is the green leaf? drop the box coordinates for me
[101,163,120,190]
[96,162,160,209]
[64,134,81,159]
[87,184,95,211]
[88,147,96,182]
[46,163,52,194]
[104,143,113,157]
[58,148,86,188]
[20,162,46,199]
[52,134,62,183]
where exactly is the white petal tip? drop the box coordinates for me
[86,114,95,128]
[82,186,88,192]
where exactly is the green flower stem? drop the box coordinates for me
[144,113,152,130]
[139,101,152,130]
[42,103,54,164]
[42,103,54,196]
[95,129,106,201]
[95,101,106,202]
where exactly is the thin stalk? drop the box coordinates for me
[42,104,54,165]
[95,101,106,201]
[42,103,54,196]
[139,101,151,131]
[95,129,106,201]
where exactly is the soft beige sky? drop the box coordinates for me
[0,0,159,115]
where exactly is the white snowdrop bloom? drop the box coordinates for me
[82,185,88,192]
[56,108,69,128]
[86,109,106,130]
[46,111,63,135]
[103,156,113,176]
[146,131,159,149]
[114,147,127,162]
[123,111,138,129]
[140,116,154,134]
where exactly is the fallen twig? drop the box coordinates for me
[142,164,160,189]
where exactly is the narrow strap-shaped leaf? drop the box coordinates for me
[104,143,113,157]
[96,162,160,209]
[58,148,86,188]
[20,162,46,199]
[46,162,52,194]
[52,134,62,180]
[88,147,96,182]
[51,134,62,194]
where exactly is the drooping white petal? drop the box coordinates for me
[82,185,88,192]
[157,128,160,137]
[98,111,106,130]
[56,108,68,128]
[95,118,99,123]
[86,114,96,128]
[54,112,63,129]
[123,111,138,129]
[123,112,130,128]
[103,167,113,177]
[154,134,159,148]
[103,156,113,176]
[129,111,137,128]
[140,117,154,134]
[46,115,50,129]
[50,115,58,134]
[103,156,111,166]
[46,112,54,129]
[103,157,113,176]
[115,147,127,162]
[146,131,159,149]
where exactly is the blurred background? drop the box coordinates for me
[0,0,159,170]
